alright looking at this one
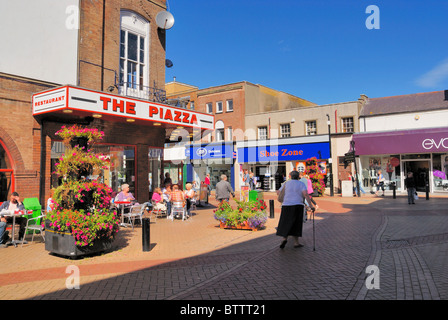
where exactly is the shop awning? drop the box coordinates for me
[32,85,215,141]
[352,127,448,155]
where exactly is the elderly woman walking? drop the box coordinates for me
[276,171,316,249]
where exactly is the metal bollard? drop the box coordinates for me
[269,199,274,219]
[142,218,150,252]
[426,183,429,200]
[392,182,396,199]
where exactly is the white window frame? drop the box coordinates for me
[119,10,150,99]
[226,99,233,112]
[258,126,268,140]
[215,129,225,142]
[341,117,354,133]
[280,123,291,138]
[227,126,233,141]
[305,120,317,136]
[216,101,223,113]
[206,102,213,114]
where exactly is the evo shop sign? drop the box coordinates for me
[422,137,448,151]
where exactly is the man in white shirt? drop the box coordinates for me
[0,192,26,243]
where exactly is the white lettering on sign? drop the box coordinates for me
[422,138,448,150]
[32,86,214,130]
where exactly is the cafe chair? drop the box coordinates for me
[21,214,46,247]
[151,200,167,218]
[171,201,186,221]
[123,203,144,230]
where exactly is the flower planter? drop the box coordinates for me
[44,220,114,258]
[219,221,259,231]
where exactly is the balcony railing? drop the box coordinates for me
[118,82,166,103]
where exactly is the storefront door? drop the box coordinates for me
[403,160,430,192]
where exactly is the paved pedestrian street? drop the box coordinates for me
[1,192,448,305]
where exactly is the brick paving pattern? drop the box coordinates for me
[1,192,448,302]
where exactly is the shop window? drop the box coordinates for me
[433,154,448,191]
[51,142,136,195]
[148,147,163,192]
[0,141,13,203]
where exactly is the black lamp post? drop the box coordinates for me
[326,114,334,197]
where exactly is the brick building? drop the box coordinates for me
[0,0,212,206]
[165,80,314,191]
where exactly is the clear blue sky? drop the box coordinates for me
[164,0,448,105]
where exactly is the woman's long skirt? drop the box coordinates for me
[276,204,305,238]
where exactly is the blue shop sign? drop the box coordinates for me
[238,142,330,163]
[186,143,234,160]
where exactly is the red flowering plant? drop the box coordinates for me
[47,125,119,247]
[305,157,326,196]
[213,199,268,230]
[55,125,104,145]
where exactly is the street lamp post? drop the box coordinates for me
[326,114,334,197]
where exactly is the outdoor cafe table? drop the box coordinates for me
[0,209,33,247]
[114,201,131,227]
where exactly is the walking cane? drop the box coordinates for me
[312,207,316,251]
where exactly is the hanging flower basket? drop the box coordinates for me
[69,136,89,150]
[46,125,118,258]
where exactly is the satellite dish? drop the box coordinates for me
[165,59,174,68]
[156,11,175,30]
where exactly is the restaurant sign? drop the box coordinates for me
[32,86,215,130]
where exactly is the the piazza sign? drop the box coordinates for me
[32,86,214,130]
[422,138,448,150]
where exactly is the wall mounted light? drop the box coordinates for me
[63,109,73,113]
[126,118,135,122]
[92,114,102,118]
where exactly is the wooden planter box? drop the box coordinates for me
[219,221,259,231]
[44,220,114,258]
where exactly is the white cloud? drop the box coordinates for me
[415,58,448,88]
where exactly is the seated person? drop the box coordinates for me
[0,192,26,241]
[115,184,135,204]
[184,183,196,217]
[151,187,167,211]
[162,183,172,215]
[170,184,185,218]
[114,184,136,215]
[0,215,9,245]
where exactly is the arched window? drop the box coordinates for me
[0,140,14,203]
[215,120,225,142]
[119,10,150,99]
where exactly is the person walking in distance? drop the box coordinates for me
[375,169,386,196]
[405,172,416,205]
[215,174,235,203]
